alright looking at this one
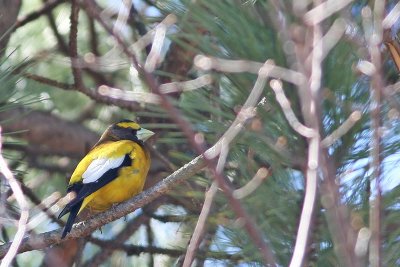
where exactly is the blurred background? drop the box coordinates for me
[1,0,400,266]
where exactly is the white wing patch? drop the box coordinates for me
[82,156,125,184]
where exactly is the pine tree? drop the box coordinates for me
[0,1,399,266]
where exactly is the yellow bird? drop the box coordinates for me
[58,120,154,238]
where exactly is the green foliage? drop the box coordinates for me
[1,0,400,266]
[154,0,400,266]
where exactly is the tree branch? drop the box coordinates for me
[88,238,243,261]
[0,154,206,258]
[15,0,66,29]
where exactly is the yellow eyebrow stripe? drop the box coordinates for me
[116,122,140,129]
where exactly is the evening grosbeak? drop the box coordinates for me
[58,120,154,238]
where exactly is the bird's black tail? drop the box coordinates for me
[60,200,82,239]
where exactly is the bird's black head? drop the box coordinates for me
[96,120,154,145]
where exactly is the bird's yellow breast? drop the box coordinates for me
[69,140,150,213]
[85,148,150,212]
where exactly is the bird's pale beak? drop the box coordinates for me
[137,128,154,142]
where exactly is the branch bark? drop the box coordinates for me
[0,107,98,158]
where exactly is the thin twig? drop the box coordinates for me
[142,212,185,223]
[23,73,74,90]
[88,17,100,56]
[145,220,154,266]
[321,111,362,147]
[289,10,323,266]
[270,79,316,138]
[20,184,64,227]
[43,0,69,54]
[304,0,355,25]
[70,0,84,90]
[0,128,29,267]
[182,182,218,267]
[183,141,229,266]
[194,55,306,86]
[206,61,273,159]
[23,73,143,111]
[88,238,243,261]
[159,74,213,94]
[113,0,131,36]
[367,1,385,266]
[26,192,64,231]
[233,167,270,199]
[144,14,177,72]
[15,0,67,29]
[306,18,346,63]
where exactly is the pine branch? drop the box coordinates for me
[88,241,243,262]
[15,0,67,29]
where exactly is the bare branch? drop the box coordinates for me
[23,73,143,111]
[365,1,385,266]
[306,18,346,63]
[321,111,362,148]
[233,167,270,199]
[144,14,177,72]
[304,0,355,26]
[182,182,218,267]
[159,74,213,94]
[88,238,243,261]
[0,128,29,267]
[270,79,316,138]
[194,55,306,86]
[0,154,206,258]
[290,11,324,266]
[70,0,84,90]
[382,2,400,29]
[15,0,66,29]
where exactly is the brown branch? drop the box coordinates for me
[69,0,84,90]
[88,17,100,56]
[0,154,206,258]
[24,73,74,90]
[23,73,143,111]
[145,220,154,266]
[20,183,64,227]
[182,183,218,267]
[368,1,385,266]
[43,1,110,86]
[320,158,361,266]
[44,0,69,54]
[0,107,99,158]
[87,239,243,261]
[15,0,67,29]
[142,211,186,223]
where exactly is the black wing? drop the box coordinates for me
[59,154,132,238]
